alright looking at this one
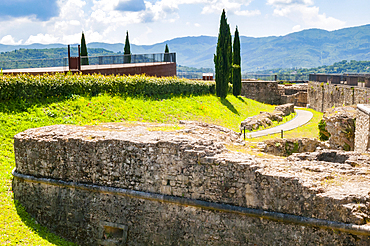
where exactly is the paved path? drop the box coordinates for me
[246,109,313,138]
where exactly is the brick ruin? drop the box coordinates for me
[12,122,370,245]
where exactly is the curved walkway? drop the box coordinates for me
[246,109,313,138]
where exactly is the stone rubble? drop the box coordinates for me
[320,106,357,150]
[240,103,295,131]
[261,138,327,156]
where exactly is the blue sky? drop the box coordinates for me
[0,0,369,45]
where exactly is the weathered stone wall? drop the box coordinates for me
[13,178,370,246]
[321,106,357,151]
[241,81,308,106]
[241,81,281,105]
[355,104,370,152]
[13,123,370,245]
[308,82,370,112]
[261,138,325,156]
[281,91,307,107]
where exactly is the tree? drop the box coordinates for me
[81,32,89,65]
[164,44,170,62]
[232,26,241,96]
[124,31,131,63]
[214,9,232,98]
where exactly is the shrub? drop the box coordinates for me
[0,73,215,101]
[318,119,330,141]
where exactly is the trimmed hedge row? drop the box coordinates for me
[0,73,216,101]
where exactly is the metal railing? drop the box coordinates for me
[0,52,176,71]
[82,53,176,66]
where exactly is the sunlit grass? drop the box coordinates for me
[245,108,323,142]
[0,93,279,245]
[0,92,322,245]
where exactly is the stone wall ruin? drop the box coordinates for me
[12,122,370,245]
[241,81,307,106]
[308,81,370,112]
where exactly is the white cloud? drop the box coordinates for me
[200,0,259,15]
[235,9,261,16]
[0,35,23,45]
[132,26,153,45]
[292,24,301,32]
[267,0,313,5]
[195,23,200,27]
[25,33,59,44]
[267,0,345,31]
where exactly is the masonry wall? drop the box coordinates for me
[241,81,281,105]
[12,124,370,245]
[13,178,369,246]
[355,105,370,152]
[308,81,370,112]
[241,81,308,106]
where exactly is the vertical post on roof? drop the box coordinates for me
[68,45,71,71]
[78,45,81,71]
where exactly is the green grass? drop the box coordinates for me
[0,92,322,245]
[245,108,323,142]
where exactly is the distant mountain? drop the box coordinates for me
[2,24,370,71]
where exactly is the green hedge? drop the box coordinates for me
[0,73,216,101]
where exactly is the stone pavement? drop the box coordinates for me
[246,109,313,138]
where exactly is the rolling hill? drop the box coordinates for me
[1,24,370,72]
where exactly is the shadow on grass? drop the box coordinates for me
[14,199,77,246]
[220,98,239,115]
[236,96,248,104]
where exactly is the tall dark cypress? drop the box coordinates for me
[81,32,89,65]
[232,26,241,96]
[214,9,232,98]
[124,31,131,63]
[164,44,170,62]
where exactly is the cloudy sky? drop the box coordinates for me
[0,0,369,46]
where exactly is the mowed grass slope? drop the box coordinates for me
[1,93,282,245]
[0,89,323,245]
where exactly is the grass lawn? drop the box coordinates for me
[0,93,321,245]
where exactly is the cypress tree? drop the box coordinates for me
[214,9,232,98]
[124,31,131,63]
[232,26,241,96]
[164,44,170,62]
[81,32,89,65]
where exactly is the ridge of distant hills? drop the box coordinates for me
[2,24,370,72]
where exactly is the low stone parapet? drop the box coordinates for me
[12,122,370,245]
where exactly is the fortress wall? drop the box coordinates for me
[13,178,369,246]
[308,81,370,112]
[12,124,370,245]
[241,81,282,105]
